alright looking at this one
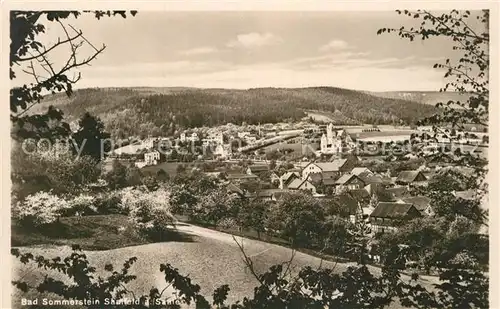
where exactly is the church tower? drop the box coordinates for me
[326,123,334,141]
[321,134,328,152]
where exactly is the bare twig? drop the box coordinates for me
[69,24,100,52]
[232,235,266,286]
[15,31,83,63]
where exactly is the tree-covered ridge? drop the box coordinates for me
[37,86,438,138]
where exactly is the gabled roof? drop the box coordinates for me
[287,178,305,189]
[351,167,372,176]
[395,171,427,183]
[258,189,288,198]
[307,173,323,183]
[298,180,315,189]
[322,171,339,179]
[307,159,347,172]
[281,171,301,182]
[248,165,269,173]
[400,196,431,211]
[288,178,314,190]
[227,173,259,180]
[370,202,419,219]
[335,173,364,185]
[360,173,392,185]
[227,183,245,196]
[322,178,338,186]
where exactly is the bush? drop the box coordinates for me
[12,191,70,227]
[95,191,124,214]
[122,188,175,241]
[62,194,98,216]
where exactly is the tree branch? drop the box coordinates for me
[16,31,83,63]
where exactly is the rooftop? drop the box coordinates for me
[310,159,347,172]
[370,202,417,219]
[395,170,427,183]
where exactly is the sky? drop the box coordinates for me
[13,10,486,92]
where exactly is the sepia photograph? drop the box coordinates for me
[5,3,496,308]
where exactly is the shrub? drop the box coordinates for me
[122,188,175,241]
[12,191,70,227]
[62,194,98,216]
[95,191,124,214]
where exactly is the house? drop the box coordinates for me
[246,164,270,176]
[360,173,393,187]
[214,144,232,158]
[142,137,156,149]
[395,170,428,186]
[245,135,258,144]
[226,173,259,183]
[238,131,251,139]
[287,178,317,194]
[370,202,422,233]
[144,150,160,165]
[203,132,224,146]
[397,196,434,216]
[187,132,199,142]
[226,183,248,198]
[257,189,290,201]
[279,171,301,189]
[335,174,366,193]
[270,172,280,184]
[319,124,356,154]
[301,158,352,180]
[351,167,373,176]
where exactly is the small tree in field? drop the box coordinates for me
[13,191,70,227]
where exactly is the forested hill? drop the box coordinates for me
[366,90,472,106]
[35,86,437,139]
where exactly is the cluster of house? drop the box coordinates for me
[215,156,476,234]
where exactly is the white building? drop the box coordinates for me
[142,137,156,149]
[134,161,147,169]
[188,132,199,142]
[319,123,349,154]
[203,132,224,146]
[245,135,258,144]
[180,133,186,142]
[144,150,160,165]
[238,131,251,139]
[214,144,232,158]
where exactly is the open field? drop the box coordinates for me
[141,161,185,176]
[11,218,440,309]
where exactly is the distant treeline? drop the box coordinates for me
[40,87,437,139]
